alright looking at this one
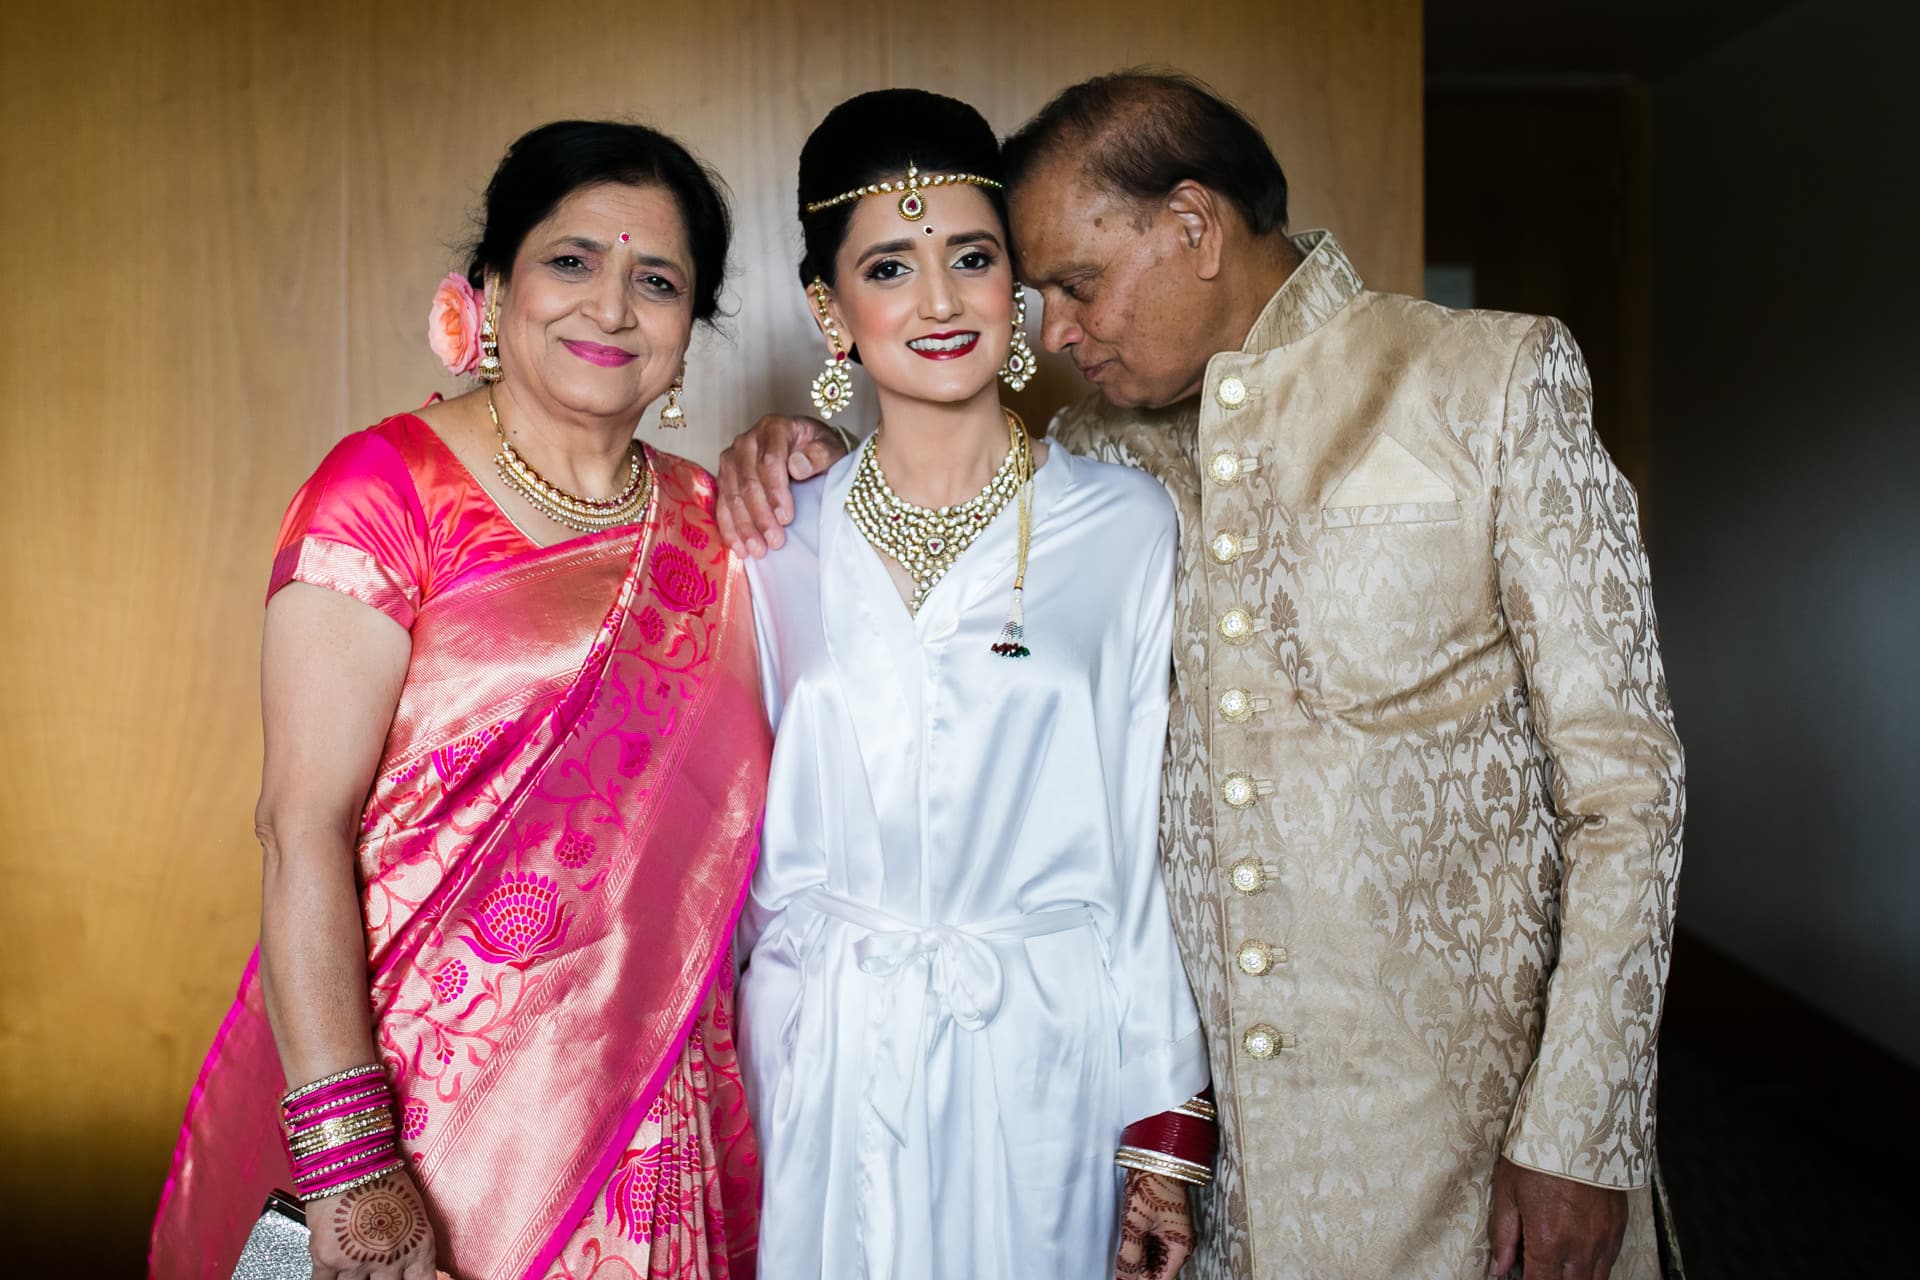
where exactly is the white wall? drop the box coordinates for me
[1650,0,1920,1064]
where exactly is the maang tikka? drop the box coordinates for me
[809,280,855,419]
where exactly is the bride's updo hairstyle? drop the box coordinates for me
[797,89,1009,288]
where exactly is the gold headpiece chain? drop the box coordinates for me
[804,161,1003,222]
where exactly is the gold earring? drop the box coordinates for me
[1000,286,1034,392]
[809,280,854,419]
[659,371,687,429]
[477,271,504,384]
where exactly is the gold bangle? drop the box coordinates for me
[289,1124,396,1162]
[288,1108,396,1157]
[1173,1094,1217,1123]
[1115,1145,1215,1186]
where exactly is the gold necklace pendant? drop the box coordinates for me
[488,389,653,533]
[845,411,1031,613]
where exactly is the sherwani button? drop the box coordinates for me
[1208,531,1261,564]
[1216,376,1248,408]
[1207,451,1261,486]
[1221,690,1267,721]
[1217,609,1262,642]
[1242,1024,1293,1058]
[1221,772,1273,809]
[1235,940,1283,975]
[1227,857,1268,893]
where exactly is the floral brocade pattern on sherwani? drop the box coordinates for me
[1048,231,1683,1280]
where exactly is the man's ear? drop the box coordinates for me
[1165,181,1227,282]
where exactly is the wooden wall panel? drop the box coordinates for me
[0,0,1416,1263]
[0,0,352,1247]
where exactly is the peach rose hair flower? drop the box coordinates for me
[428,272,485,376]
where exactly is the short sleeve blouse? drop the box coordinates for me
[266,414,534,628]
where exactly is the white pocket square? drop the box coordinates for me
[1325,434,1456,507]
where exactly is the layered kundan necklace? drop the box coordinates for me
[489,387,652,533]
[845,408,1035,657]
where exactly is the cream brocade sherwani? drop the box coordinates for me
[1049,232,1684,1279]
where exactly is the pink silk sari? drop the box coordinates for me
[151,442,769,1280]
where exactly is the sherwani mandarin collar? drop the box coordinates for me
[1239,229,1366,355]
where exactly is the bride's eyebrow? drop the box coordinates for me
[855,238,916,266]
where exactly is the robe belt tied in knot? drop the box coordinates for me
[797,887,1094,1143]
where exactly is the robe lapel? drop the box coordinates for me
[819,446,929,881]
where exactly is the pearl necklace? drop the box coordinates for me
[845,410,1032,618]
[488,388,652,533]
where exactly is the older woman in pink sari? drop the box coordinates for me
[150,121,767,1280]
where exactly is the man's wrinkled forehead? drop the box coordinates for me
[1009,158,1143,281]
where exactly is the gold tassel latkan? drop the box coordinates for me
[992,429,1035,658]
[991,585,1029,658]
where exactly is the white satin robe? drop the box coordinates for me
[738,440,1209,1280]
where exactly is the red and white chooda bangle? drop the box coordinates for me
[1115,1090,1218,1186]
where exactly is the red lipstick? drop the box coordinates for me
[908,330,980,360]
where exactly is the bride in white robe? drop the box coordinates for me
[736,90,1209,1280]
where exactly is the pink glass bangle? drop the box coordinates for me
[282,1063,385,1108]
[286,1079,386,1115]
[297,1149,406,1203]
[291,1132,398,1180]
[283,1074,390,1121]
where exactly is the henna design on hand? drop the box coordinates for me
[1116,1171,1195,1280]
[333,1178,428,1264]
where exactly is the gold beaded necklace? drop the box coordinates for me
[845,409,1037,658]
[488,388,652,533]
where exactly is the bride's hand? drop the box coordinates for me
[1114,1169,1194,1279]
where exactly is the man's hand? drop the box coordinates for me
[1487,1156,1629,1279]
[715,413,847,556]
[1114,1169,1194,1279]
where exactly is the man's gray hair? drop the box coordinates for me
[1003,69,1290,235]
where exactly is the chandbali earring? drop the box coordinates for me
[659,369,687,429]
[477,271,504,384]
[1000,286,1035,392]
[808,279,855,419]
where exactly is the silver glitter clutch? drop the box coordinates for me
[231,1191,310,1280]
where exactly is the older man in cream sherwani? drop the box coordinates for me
[719,72,1683,1280]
